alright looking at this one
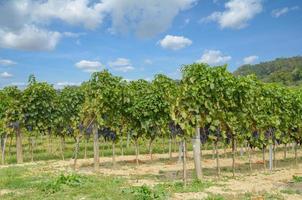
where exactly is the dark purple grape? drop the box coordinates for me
[169,121,184,137]
[98,127,117,141]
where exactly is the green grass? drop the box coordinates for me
[154,179,213,193]
[0,166,136,200]
[280,188,301,195]
[122,179,214,200]
[241,192,285,200]
[1,137,302,200]
[263,192,284,200]
[205,194,225,200]
[292,175,302,183]
[122,185,168,200]
[0,164,217,200]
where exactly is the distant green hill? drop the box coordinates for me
[233,56,302,86]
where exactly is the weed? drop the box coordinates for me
[205,194,225,200]
[292,175,302,183]
[39,173,85,194]
[122,185,167,200]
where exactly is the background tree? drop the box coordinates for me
[152,74,179,159]
[0,89,10,164]
[82,70,123,171]
[22,75,57,161]
[54,86,84,165]
[2,86,23,163]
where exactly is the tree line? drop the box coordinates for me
[234,56,302,86]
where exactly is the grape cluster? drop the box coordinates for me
[98,127,117,141]
[78,123,84,132]
[85,125,93,136]
[26,126,33,132]
[66,126,74,136]
[224,131,232,145]
[169,121,184,137]
[252,131,260,139]
[8,121,20,129]
[264,130,271,139]
[200,128,208,144]
[24,113,32,131]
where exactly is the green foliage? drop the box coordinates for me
[0,166,135,200]
[1,86,22,135]
[1,61,302,167]
[40,174,85,194]
[82,70,124,139]
[234,56,302,86]
[54,86,84,137]
[293,175,302,183]
[205,194,225,200]
[22,77,56,134]
[123,185,167,200]
[155,179,213,193]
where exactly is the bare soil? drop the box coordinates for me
[2,147,302,199]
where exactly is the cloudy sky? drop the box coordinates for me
[0,0,301,88]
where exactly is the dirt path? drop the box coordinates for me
[1,148,301,199]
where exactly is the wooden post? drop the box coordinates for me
[215,141,220,177]
[84,138,88,159]
[262,146,266,170]
[283,143,287,160]
[248,147,252,172]
[182,139,187,187]
[149,140,153,160]
[1,134,7,164]
[269,144,273,172]
[16,128,23,164]
[178,141,182,163]
[73,135,81,169]
[294,142,298,166]
[168,137,172,160]
[112,142,116,167]
[192,126,202,179]
[232,135,236,177]
[135,139,139,166]
[60,136,65,161]
[93,123,99,172]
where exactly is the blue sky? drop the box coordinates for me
[0,0,301,88]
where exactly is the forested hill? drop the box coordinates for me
[233,56,302,86]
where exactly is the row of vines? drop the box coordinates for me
[0,63,301,184]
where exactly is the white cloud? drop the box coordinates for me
[159,35,192,50]
[196,50,231,65]
[0,0,105,30]
[0,59,17,66]
[243,55,258,64]
[0,72,13,78]
[75,60,103,72]
[272,6,299,18]
[144,59,153,65]
[0,0,197,47]
[108,58,134,72]
[98,0,197,37]
[0,25,61,51]
[31,0,106,30]
[0,0,99,51]
[63,32,86,38]
[202,0,262,29]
